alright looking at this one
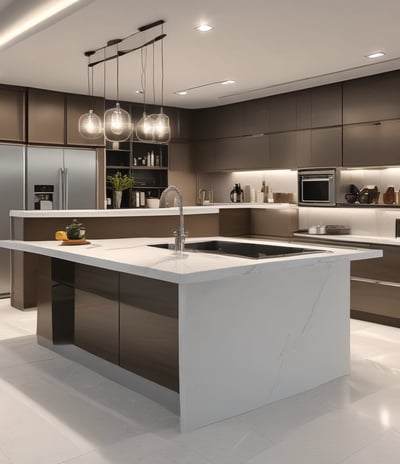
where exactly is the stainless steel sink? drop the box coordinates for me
[149,240,326,259]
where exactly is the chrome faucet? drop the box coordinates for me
[160,185,187,253]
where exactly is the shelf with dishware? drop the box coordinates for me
[105,140,168,208]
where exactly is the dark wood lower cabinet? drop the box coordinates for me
[120,274,179,392]
[36,259,179,392]
[74,265,119,364]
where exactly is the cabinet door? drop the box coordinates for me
[214,135,269,170]
[343,71,400,124]
[192,140,216,171]
[311,127,342,167]
[343,120,400,166]
[28,89,65,144]
[269,93,297,132]
[0,86,26,142]
[168,143,196,206]
[177,108,192,140]
[66,94,105,146]
[270,131,297,169]
[192,108,218,140]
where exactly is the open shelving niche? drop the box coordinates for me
[106,140,168,208]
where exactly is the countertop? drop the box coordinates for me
[9,203,297,218]
[294,232,400,247]
[0,236,381,284]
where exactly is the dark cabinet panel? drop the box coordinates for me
[311,84,342,128]
[311,127,342,167]
[74,265,119,364]
[270,131,297,169]
[214,135,269,170]
[241,98,269,136]
[351,245,400,283]
[343,120,400,166]
[120,273,179,392]
[66,94,105,146]
[0,86,26,142]
[343,71,400,124]
[177,108,192,140]
[297,84,342,129]
[28,89,65,144]
[192,140,216,171]
[192,108,218,140]
[269,93,297,132]
[297,127,342,168]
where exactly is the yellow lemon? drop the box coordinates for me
[55,230,68,241]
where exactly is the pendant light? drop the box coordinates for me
[154,24,171,143]
[104,42,132,142]
[78,51,103,139]
[136,47,155,142]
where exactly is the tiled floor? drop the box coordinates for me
[0,298,400,464]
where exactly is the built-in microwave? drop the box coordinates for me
[298,169,336,206]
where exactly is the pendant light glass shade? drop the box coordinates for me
[104,102,132,142]
[154,109,171,143]
[136,111,155,142]
[78,109,103,139]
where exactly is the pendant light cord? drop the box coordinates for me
[152,41,156,109]
[161,23,164,109]
[103,48,106,102]
[140,47,147,113]
[116,44,119,101]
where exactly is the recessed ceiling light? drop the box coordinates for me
[195,24,213,32]
[221,80,235,85]
[135,89,144,94]
[366,51,385,59]
[175,91,188,96]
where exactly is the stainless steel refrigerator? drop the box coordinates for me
[26,147,97,210]
[0,144,25,296]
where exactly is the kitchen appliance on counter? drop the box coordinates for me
[230,183,244,203]
[358,185,379,204]
[0,144,24,296]
[26,147,97,210]
[198,188,213,205]
[298,169,337,206]
[308,224,351,235]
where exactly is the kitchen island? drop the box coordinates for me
[0,236,381,431]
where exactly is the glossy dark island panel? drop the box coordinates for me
[74,264,119,364]
[120,274,179,392]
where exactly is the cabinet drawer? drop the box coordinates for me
[351,279,400,322]
[351,245,400,283]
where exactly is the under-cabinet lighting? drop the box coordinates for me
[366,51,385,59]
[0,0,81,48]
[195,24,213,32]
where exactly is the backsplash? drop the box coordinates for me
[197,170,297,203]
[299,207,400,238]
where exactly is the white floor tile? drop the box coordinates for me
[0,300,400,463]
[340,430,400,464]
[246,409,387,464]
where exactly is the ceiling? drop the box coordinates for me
[1,0,400,109]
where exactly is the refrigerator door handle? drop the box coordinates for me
[58,168,64,209]
[64,168,69,210]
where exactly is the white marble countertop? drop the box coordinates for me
[0,236,381,284]
[294,232,400,247]
[10,203,297,218]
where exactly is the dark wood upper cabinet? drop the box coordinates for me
[241,98,269,136]
[192,139,216,171]
[269,93,297,132]
[297,84,342,129]
[214,135,269,171]
[270,131,297,169]
[343,71,400,124]
[310,127,342,167]
[28,89,65,144]
[66,94,105,146]
[0,86,26,142]
[343,120,400,166]
[192,108,218,140]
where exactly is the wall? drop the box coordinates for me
[198,170,297,203]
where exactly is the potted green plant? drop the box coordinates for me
[106,171,134,208]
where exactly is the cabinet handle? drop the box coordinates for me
[351,276,400,288]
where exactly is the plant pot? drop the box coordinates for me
[113,190,122,209]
